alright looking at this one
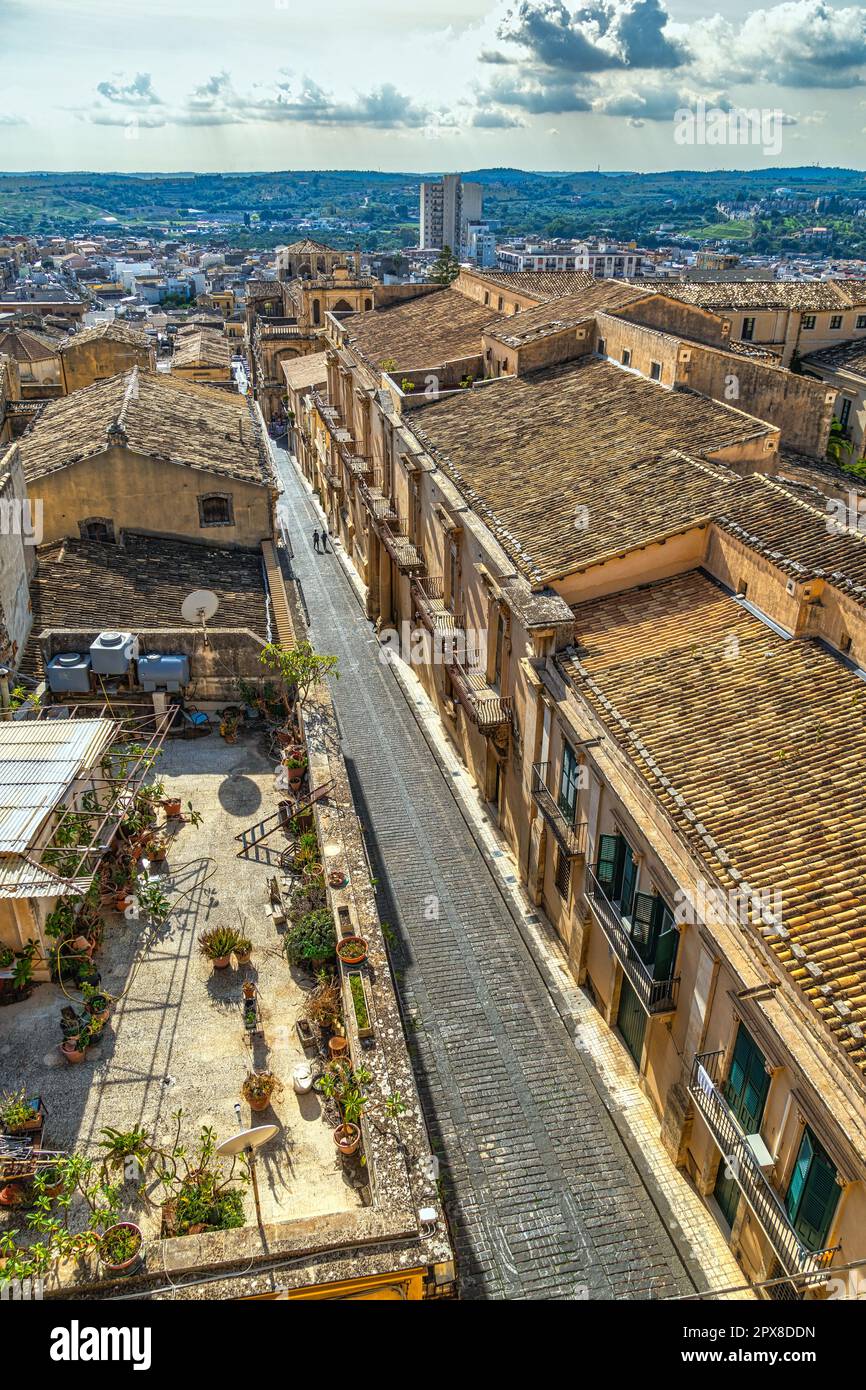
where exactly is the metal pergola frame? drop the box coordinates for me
[2,704,175,895]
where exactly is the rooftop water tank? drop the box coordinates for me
[90,631,138,676]
[136,653,190,694]
[46,651,92,695]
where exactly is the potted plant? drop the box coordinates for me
[284,754,306,789]
[328,867,347,889]
[198,927,242,970]
[82,981,111,1025]
[60,1023,92,1064]
[235,937,252,966]
[242,980,256,1001]
[320,1062,371,1158]
[146,835,168,864]
[347,971,374,1039]
[99,1221,143,1274]
[284,908,335,970]
[163,795,183,818]
[304,974,341,1035]
[241,1071,281,1113]
[336,936,368,966]
[0,1089,43,1136]
[292,831,320,873]
[220,710,240,744]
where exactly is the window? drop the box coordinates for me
[198,493,234,527]
[802,314,816,330]
[483,291,490,306]
[840,632,852,655]
[554,846,571,899]
[558,743,580,826]
[312,298,321,326]
[837,396,852,431]
[492,614,505,690]
[830,314,843,330]
[597,337,606,357]
[723,1025,770,1133]
[595,835,678,980]
[650,360,662,381]
[785,1128,841,1251]
[857,314,866,329]
[448,543,459,612]
[741,317,756,341]
[79,517,115,544]
[622,348,632,367]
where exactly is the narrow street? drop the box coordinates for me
[274,446,697,1301]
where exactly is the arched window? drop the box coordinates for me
[364,297,373,312]
[331,298,353,315]
[198,493,234,527]
[312,299,321,326]
[79,517,115,543]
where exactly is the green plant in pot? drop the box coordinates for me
[99,1221,143,1273]
[242,1070,282,1112]
[0,1088,43,1135]
[320,1061,371,1157]
[81,980,111,1024]
[235,937,252,966]
[198,926,243,969]
[284,908,335,969]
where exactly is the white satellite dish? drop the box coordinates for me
[181,589,220,625]
[217,1115,279,1227]
[216,1123,279,1158]
[181,589,219,647]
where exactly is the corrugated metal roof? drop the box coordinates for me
[0,718,117,853]
[0,857,92,899]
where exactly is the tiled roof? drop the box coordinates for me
[801,337,866,377]
[57,321,150,352]
[341,287,503,370]
[410,358,774,583]
[17,368,270,486]
[656,279,852,312]
[0,328,61,363]
[281,351,328,392]
[468,270,597,301]
[561,569,866,1076]
[483,283,650,346]
[23,533,269,677]
[171,327,231,370]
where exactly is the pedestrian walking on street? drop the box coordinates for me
[321,526,330,553]
[312,529,321,553]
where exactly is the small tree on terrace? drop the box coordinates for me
[260,640,339,728]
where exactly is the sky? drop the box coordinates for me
[0,0,865,172]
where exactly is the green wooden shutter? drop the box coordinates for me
[620,848,637,915]
[724,1026,769,1134]
[596,835,619,895]
[558,743,579,825]
[651,901,678,982]
[630,891,655,961]
[787,1129,841,1251]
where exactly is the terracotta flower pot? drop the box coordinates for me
[333,1123,361,1156]
[336,936,368,966]
[328,1035,349,1061]
[0,1183,26,1207]
[163,798,182,818]
[100,1222,143,1274]
[114,891,132,912]
[60,1039,87,1063]
[235,950,252,966]
[328,869,347,889]
[247,1091,271,1112]
[211,954,231,970]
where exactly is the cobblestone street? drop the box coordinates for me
[275,447,697,1301]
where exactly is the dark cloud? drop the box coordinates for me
[498,0,687,74]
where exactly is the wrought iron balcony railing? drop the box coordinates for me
[689,1051,838,1281]
[380,518,425,574]
[584,869,680,1015]
[531,763,587,858]
[411,577,465,634]
[446,658,512,735]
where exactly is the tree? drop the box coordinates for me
[429,245,461,286]
[260,640,339,726]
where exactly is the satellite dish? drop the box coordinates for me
[216,1123,278,1158]
[181,589,219,625]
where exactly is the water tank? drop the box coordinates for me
[136,653,189,693]
[47,651,92,694]
[90,631,138,676]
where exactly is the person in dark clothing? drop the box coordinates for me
[321,527,330,553]
[312,529,321,552]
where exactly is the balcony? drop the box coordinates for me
[689,1052,838,1281]
[531,763,587,858]
[585,869,680,1015]
[322,463,343,491]
[380,518,425,574]
[447,658,512,735]
[412,577,464,635]
[342,453,373,479]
